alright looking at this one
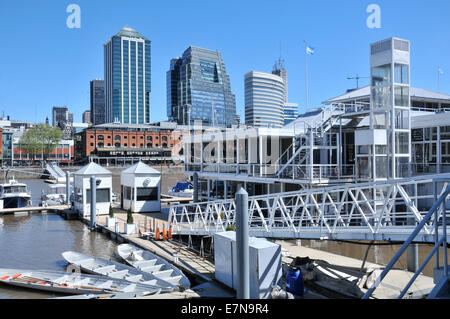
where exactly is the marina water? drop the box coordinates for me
[0,179,120,299]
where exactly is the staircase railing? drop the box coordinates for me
[362,180,450,299]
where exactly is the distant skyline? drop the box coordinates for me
[0,0,449,124]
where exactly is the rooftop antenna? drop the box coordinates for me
[346,74,369,89]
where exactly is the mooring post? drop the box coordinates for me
[193,172,199,203]
[236,187,249,299]
[66,171,71,206]
[90,176,97,231]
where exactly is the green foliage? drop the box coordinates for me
[226,225,236,231]
[19,123,63,162]
[109,205,115,218]
[127,208,134,224]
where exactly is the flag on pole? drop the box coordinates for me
[306,45,315,55]
[438,67,444,75]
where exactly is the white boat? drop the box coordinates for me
[62,251,177,292]
[40,183,67,206]
[117,243,191,289]
[0,268,161,296]
[0,178,32,208]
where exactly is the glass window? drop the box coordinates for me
[375,156,389,178]
[394,64,409,84]
[372,86,391,108]
[395,132,410,154]
[395,109,409,129]
[124,186,132,200]
[372,64,391,86]
[86,188,110,203]
[136,187,158,201]
[394,86,409,107]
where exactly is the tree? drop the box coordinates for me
[19,123,63,164]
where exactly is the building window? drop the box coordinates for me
[115,143,121,148]
[162,136,168,142]
[86,188,110,203]
[98,135,104,141]
[147,136,152,141]
[147,143,152,148]
[162,143,168,148]
[115,135,121,141]
[136,187,158,201]
[90,143,94,147]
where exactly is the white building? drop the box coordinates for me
[120,161,161,213]
[73,162,112,217]
[245,71,285,128]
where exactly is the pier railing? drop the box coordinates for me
[168,174,450,243]
[362,181,450,299]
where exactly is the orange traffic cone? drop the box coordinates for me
[168,224,172,239]
[155,223,160,240]
[162,225,167,241]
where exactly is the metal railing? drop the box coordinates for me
[169,173,450,242]
[362,180,450,299]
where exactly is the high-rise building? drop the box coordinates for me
[244,71,285,128]
[52,106,69,127]
[104,26,151,124]
[82,111,91,124]
[272,58,288,102]
[90,79,105,125]
[167,46,236,127]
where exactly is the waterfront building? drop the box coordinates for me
[13,136,74,166]
[182,37,450,200]
[166,46,237,127]
[74,121,187,165]
[104,26,151,124]
[90,79,105,125]
[120,162,161,213]
[245,71,285,128]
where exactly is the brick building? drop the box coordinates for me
[74,122,187,165]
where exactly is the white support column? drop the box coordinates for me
[236,137,239,174]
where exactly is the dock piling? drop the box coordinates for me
[90,176,96,230]
[236,187,249,299]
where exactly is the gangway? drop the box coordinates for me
[45,163,66,183]
[169,174,450,243]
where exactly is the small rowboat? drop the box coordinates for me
[117,243,191,289]
[0,268,161,296]
[62,251,176,292]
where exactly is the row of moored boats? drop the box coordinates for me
[0,243,190,298]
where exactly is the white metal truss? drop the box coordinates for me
[168,174,450,243]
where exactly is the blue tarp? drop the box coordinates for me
[171,182,193,192]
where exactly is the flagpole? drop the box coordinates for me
[438,66,440,92]
[304,40,308,112]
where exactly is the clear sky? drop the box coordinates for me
[0,0,449,124]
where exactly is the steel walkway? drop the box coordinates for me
[169,174,450,243]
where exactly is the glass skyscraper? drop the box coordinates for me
[167,46,236,127]
[104,26,151,124]
[90,79,105,125]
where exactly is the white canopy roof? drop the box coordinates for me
[74,162,112,176]
[121,162,160,176]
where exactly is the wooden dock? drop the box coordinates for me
[0,205,70,215]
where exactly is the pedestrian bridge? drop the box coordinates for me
[168,174,450,243]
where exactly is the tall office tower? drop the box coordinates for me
[82,111,91,123]
[90,79,105,125]
[67,112,73,124]
[272,58,288,102]
[355,37,411,180]
[52,106,69,127]
[166,46,236,127]
[104,26,151,124]
[244,71,285,128]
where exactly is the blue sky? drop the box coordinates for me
[0,0,449,124]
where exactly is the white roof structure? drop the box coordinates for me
[74,162,112,176]
[121,162,160,176]
[323,85,450,104]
